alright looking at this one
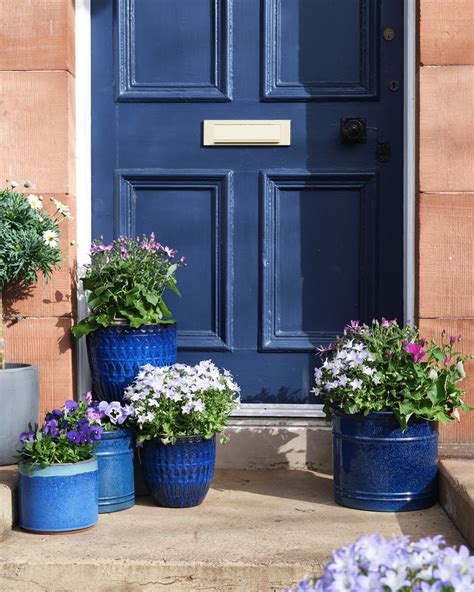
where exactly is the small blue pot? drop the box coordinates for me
[18,457,99,533]
[333,409,438,512]
[94,428,135,513]
[87,322,177,401]
[142,435,216,508]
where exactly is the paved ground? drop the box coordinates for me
[0,470,466,591]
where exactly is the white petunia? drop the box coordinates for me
[42,229,58,248]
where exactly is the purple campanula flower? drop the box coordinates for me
[84,391,93,405]
[450,335,456,345]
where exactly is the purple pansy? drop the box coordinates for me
[66,430,81,444]
[64,399,78,413]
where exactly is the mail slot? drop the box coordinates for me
[203,120,291,146]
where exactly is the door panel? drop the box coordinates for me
[264,0,378,99]
[92,0,405,404]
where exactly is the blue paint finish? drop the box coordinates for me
[332,410,438,512]
[92,0,405,404]
[87,324,177,401]
[94,428,135,513]
[18,458,99,532]
[142,435,216,508]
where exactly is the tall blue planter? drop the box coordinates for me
[95,428,135,513]
[333,409,438,512]
[87,323,177,402]
[142,435,216,508]
[18,457,99,533]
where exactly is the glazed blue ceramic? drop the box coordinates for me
[333,409,438,512]
[94,428,135,513]
[87,323,177,401]
[142,435,216,508]
[18,457,99,532]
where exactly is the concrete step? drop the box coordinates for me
[0,466,17,540]
[439,458,474,549]
[0,469,466,591]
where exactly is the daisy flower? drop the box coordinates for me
[43,229,59,248]
[27,194,43,210]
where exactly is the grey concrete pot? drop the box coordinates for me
[0,364,39,466]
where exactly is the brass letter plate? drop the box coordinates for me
[203,120,291,146]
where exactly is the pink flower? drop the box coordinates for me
[404,342,426,363]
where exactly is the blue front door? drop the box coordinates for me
[92,0,404,404]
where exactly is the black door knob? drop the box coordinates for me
[341,117,367,144]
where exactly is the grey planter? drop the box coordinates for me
[0,364,39,466]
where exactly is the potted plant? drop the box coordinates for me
[17,399,102,533]
[72,235,185,402]
[85,393,136,513]
[0,181,71,465]
[289,534,474,591]
[125,360,240,507]
[314,319,472,512]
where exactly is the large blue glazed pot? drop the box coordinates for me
[94,428,135,513]
[18,457,99,533]
[142,435,216,508]
[333,409,438,512]
[86,322,177,402]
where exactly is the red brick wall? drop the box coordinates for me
[0,0,76,418]
[419,1,474,442]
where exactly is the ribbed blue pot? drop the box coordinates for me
[94,428,135,513]
[86,323,177,402]
[18,457,99,533]
[333,409,438,512]
[142,435,216,508]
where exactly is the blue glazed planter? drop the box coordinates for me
[333,409,438,512]
[142,435,216,508]
[87,322,177,402]
[94,428,135,513]
[18,457,99,533]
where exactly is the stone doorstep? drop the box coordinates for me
[439,459,474,550]
[0,465,17,539]
[0,469,467,591]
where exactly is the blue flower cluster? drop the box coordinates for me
[289,535,474,591]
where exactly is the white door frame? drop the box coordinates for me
[75,0,417,418]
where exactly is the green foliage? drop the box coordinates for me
[72,235,185,338]
[0,183,68,289]
[316,319,472,430]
